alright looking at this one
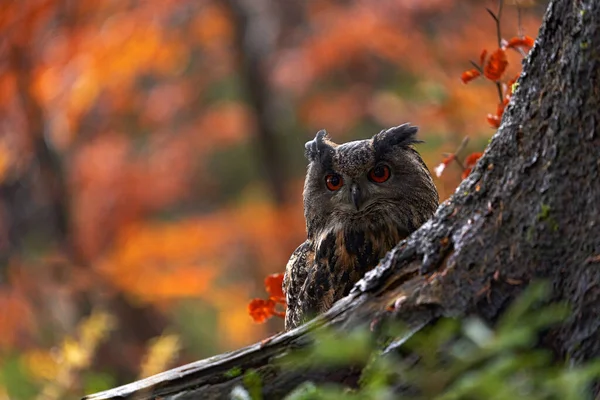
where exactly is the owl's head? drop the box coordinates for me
[302,124,438,237]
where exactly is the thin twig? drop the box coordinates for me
[495,82,504,104]
[486,8,498,22]
[517,6,523,38]
[453,137,470,171]
[496,0,504,48]
[492,0,506,105]
[455,136,470,156]
[487,0,504,49]
[514,6,527,57]
[470,60,484,73]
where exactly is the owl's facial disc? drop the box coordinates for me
[350,183,361,210]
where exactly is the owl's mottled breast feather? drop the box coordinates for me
[283,220,405,330]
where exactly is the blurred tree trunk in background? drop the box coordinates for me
[227,0,290,205]
[83,0,600,398]
[226,0,306,337]
[1,32,71,270]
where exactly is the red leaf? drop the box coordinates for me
[486,100,508,128]
[484,49,508,81]
[461,152,483,179]
[505,36,534,51]
[248,272,287,323]
[264,273,285,303]
[434,154,456,177]
[461,168,473,180]
[248,298,276,323]
[479,49,488,66]
[443,154,456,165]
[461,69,481,84]
[496,101,507,117]
[486,114,501,128]
[464,152,483,169]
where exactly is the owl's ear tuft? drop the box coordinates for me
[305,130,334,162]
[372,124,422,153]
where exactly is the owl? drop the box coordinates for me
[283,124,439,330]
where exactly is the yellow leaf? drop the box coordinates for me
[79,311,117,349]
[139,333,181,378]
[61,338,89,369]
[22,349,59,381]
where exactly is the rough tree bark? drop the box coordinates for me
[84,0,600,398]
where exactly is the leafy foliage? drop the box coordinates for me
[437,0,535,181]
[270,283,600,400]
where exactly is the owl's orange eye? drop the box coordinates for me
[325,174,343,191]
[368,165,391,183]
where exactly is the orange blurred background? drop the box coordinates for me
[0,0,544,397]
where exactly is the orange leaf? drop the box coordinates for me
[441,154,456,165]
[464,152,483,169]
[248,272,287,323]
[506,36,534,51]
[461,69,481,84]
[461,152,483,179]
[461,168,473,180]
[434,154,456,177]
[248,298,276,323]
[486,114,501,128]
[479,49,488,66]
[487,100,508,128]
[484,49,508,81]
[496,102,507,117]
[264,273,285,303]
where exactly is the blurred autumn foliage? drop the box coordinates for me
[0,0,544,398]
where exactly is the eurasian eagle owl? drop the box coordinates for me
[283,124,438,330]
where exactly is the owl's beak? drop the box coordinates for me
[351,184,362,210]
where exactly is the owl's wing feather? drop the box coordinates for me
[290,230,359,329]
[296,261,343,324]
[283,240,314,330]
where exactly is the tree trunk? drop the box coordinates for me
[226,0,289,205]
[83,0,600,398]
